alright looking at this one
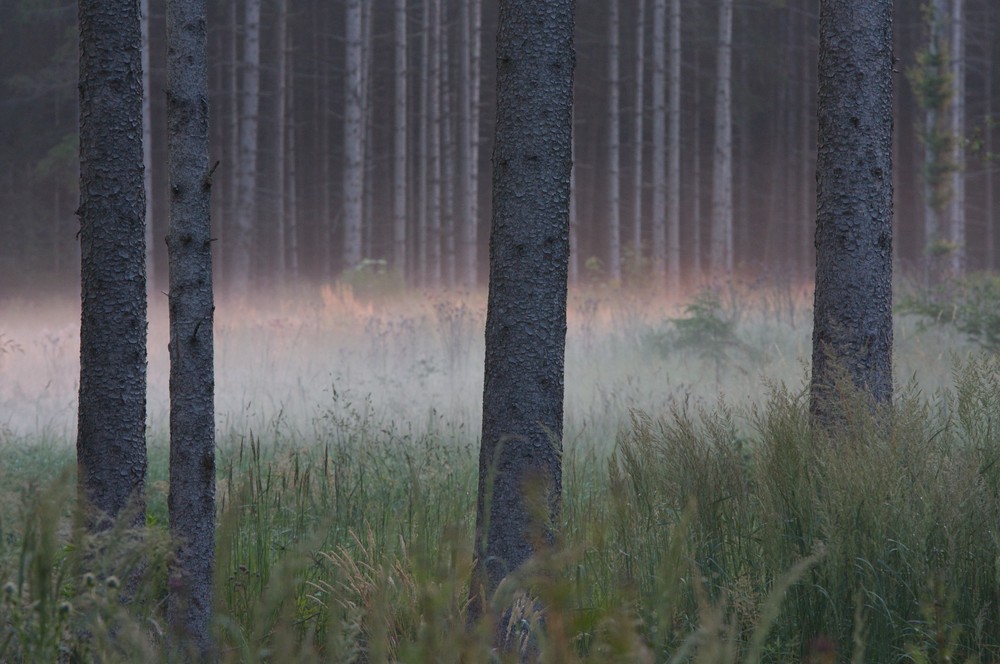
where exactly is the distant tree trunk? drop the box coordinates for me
[667,0,681,289]
[914,0,950,286]
[470,0,574,629]
[711,0,734,279]
[343,0,364,271]
[165,0,215,652]
[632,0,646,265]
[223,0,239,285]
[651,0,667,284]
[394,0,408,278]
[607,0,621,283]
[287,19,299,280]
[949,0,965,276]
[810,0,894,423]
[428,0,443,288]
[691,19,702,283]
[460,0,481,288]
[418,0,430,285]
[986,54,995,271]
[274,0,288,283]
[441,0,457,287]
[233,0,260,296]
[141,0,154,294]
[77,0,147,526]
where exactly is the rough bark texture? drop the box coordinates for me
[471,0,574,623]
[165,0,215,653]
[77,0,147,527]
[810,0,894,422]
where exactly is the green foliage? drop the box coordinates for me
[647,290,760,381]
[337,259,406,301]
[898,272,1000,351]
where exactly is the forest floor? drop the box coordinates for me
[0,278,997,662]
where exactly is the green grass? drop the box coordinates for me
[0,282,998,661]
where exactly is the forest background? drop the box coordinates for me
[1,0,997,296]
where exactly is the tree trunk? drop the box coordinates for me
[651,0,666,284]
[949,0,966,276]
[233,0,260,296]
[274,0,288,284]
[343,0,364,271]
[287,16,299,280]
[394,0,408,278]
[140,0,154,294]
[667,0,681,289]
[710,0,734,279]
[428,0,443,288]
[810,0,894,423]
[470,0,574,632]
[441,0,457,287]
[632,0,646,267]
[418,0,430,285]
[165,0,215,651]
[77,0,147,526]
[607,0,621,283]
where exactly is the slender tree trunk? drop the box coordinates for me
[470,0,574,632]
[949,0,966,276]
[274,0,288,284]
[468,0,482,287]
[427,0,443,288]
[165,0,215,651]
[607,0,621,282]
[394,0,408,278]
[443,20,458,288]
[233,0,260,296]
[77,0,147,526]
[986,51,995,271]
[361,0,375,262]
[141,0,154,294]
[921,0,949,286]
[811,0,894,423]
[569,118,579,285]
[343,0,364,271]
[691,18,702,283]
[287,26,299,281]
[632,0,646,266]
[418,0,430,285]
[667,0,681,289]
[711,0,734,279]
[651,0,667,285]
[223,0,239,286]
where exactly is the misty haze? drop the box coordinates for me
[1,0,1000,661]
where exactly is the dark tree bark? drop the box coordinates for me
[77,0,147,527]
[165,0,215,653]
[470,0,574,627]
[810,0,894,423]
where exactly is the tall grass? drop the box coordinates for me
[1,282,998,660]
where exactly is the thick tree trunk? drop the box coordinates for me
[710,0,734,278]
[810,0,894,423]
[667,0,680,290]
[343,0,364,271]
[394,0,408,278]
[471,0,574,630]
[77,0,147,527]
[165,0,215,652]
[607,0,621,282]
[651,0,666,284]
